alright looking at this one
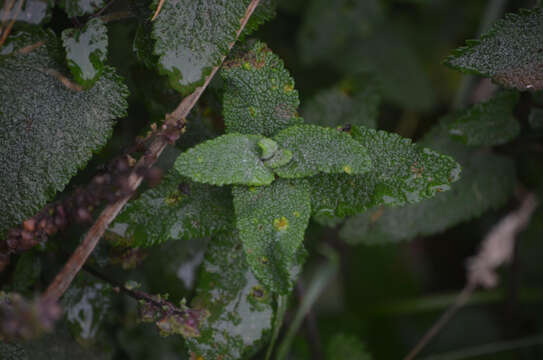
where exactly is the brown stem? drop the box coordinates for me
[0,0,23,48]
[41,0,261,303]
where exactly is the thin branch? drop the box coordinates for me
[296,281,323,360]
[99,10,136,23]
[0,0,23,48]
[151,0,166,21]
[40,68,83,92]
[41,0,261,304]
[403,193,538,360]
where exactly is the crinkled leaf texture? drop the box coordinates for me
[447,91,520,146]
[62,18,108,88]
[59,0,105,17]
[111,170,233,247]
[221,41,303,137]
[186,231,274,360]
[233,179,311,293]
[174,133,274,186]
[152,0,261,93]
[273,125,372,179]
[302,76,381,129]
[445,7,543,91]
[340,122,516,245]
[310,126,461,223]
[0,30,128,239]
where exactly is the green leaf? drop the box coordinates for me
[445,7,543,91]
[10,252,41,294]
[59,0,105,17]
[301,76,381,129]
[273,125,372,179]
[0,30,128,239]
[310,126,461,221]
[62,18,108,88]
[111,170,233,247]
[242,0,277,38]
[221,41,303,137]
[232,179,311,293]
[186,231,274,360]
[326,334,372,360]
[0,0,53,25]
[340,123,516,245]
[62,273,113,341]
[151,0,253,93]
[447,91,520,146]
[174,133,274,186]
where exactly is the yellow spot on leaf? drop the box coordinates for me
[283,84,294,93]
[197,157,203,163]
[243,62,252,70]
[343,165,352,174]
[293,211,300,218]
[273,216,289,231]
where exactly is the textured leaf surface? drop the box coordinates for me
[445,7,543,91]
[340,123,516,245]
[111,170,233,247]
[302,77,380,129]
[326,334,372,360]
[233,179,311,293]
[221,41,303,136]
[273,125,372,179]
[310,126,461,221]
[0,31,128,239]
[447,91,520,146]
[59,0,105,17]
[0,0,52,25]
[242,0,277,38]
[174,133,274,186]
[186,232,274,360]
[151,0,251,92]
[62,18,108,88]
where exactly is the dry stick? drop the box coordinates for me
[41,0,261,303]
[0,0,23,48]
[151,0,166,21]
[403,193,539,360]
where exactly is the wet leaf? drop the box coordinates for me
[59,0,106,17]
[310,126,461,222]
[221,40,303,137]
[186,231,274,360]
[447,91,520,146]
[340,122,516,244]
[174,133,274,186]
[445,7,543,91]
[62,18,108,88]
[273,125,372,179]
[111,170,233,247]
[0,30,128,239]
[151,0,264,93]
[232,179,311,293]
[302,76,381,129]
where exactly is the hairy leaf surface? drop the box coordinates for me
[0,31,128,239]
[445,7,543,91]
[310,126,461,221]
[302,77,380,129]
[111,170,233,247]
[340,123,516,244]
[174,133,274,186]
[273,125,372,179]
[152,0,254,92]
[233,179,311,293]
[186,231,274,360]
[221,41,302,136]
[62,18,108,88]
[447,91,520,146]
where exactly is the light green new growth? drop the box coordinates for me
[111,170,233,247]
[151,0,253,93]
[0,29,128,240]
[445,7,543,91]
[174,133,274,186]
[221,41,303,137]
[273,125,372,178]
[310,126,461,221]
[233,179,311,294]
[62,18,108,88]
[186,232,274,360]
[447,91,520,146]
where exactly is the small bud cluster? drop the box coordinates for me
[0,156,163,271]
[0,292,61,341]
